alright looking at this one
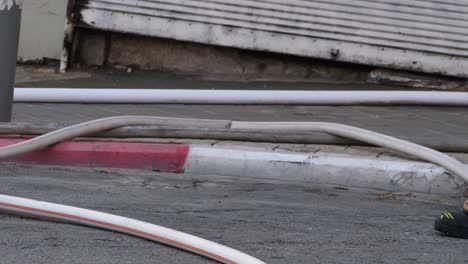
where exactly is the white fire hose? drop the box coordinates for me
[13,89,468,105]
[0,194,263,264]
[1,116,467,263]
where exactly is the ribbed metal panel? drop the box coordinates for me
[75,0,468,77]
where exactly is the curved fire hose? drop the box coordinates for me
[0,116,467,264]
[0,194,263,264]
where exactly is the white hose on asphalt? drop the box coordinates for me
[13,88,468,106]
[0,194,265,264]
[1,116,467,264]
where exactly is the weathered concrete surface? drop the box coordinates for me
[184,145,465,195]
[0,164,465,264]
[72,30,468,88]
[74,30,107,66]
[15,65,92,83]
[368,69,467,90]
[77,30,373,82]
[14,64,396,89]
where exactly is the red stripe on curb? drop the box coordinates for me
[0,137,190,173]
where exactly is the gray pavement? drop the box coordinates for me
[11,103,468,151]
[0,164,466,264]
[11,65,468,150]
[14,65,412,90]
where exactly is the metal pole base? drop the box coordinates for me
[0,2,22,122]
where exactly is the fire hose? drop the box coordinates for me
[1,116,467,263]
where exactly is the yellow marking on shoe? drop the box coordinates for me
[446,212,455,220]
[443,212,450,219]
[443,212,454,220]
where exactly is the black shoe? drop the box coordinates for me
[434,208,468,238]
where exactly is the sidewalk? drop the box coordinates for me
[12,102,468,152]
[8,65,468,195]
[13,65,468,149]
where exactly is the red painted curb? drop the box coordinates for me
[0,137,190,173]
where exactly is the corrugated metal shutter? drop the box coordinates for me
[75,0,468,77]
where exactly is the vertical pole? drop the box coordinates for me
[0,1,22,122]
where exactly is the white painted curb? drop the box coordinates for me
[185,146,465,195]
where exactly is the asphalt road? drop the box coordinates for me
[0,164,466,264]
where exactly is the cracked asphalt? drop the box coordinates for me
[0,163,467,264]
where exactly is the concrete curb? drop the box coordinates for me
[185,146,465,195]
[0,137,465,195]
[0,137,190,173]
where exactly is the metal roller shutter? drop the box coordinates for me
[74,0,468,77]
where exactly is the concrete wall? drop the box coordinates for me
[18,0,67,61]
[74,29,372,82]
